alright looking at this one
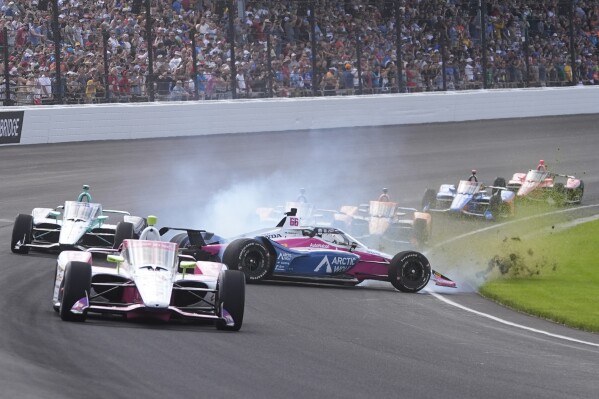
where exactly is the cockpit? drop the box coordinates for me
[121,240,178,273]
[63,201,102,222]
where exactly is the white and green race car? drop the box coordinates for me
[11,185,146,254]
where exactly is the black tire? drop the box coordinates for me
[413,218,429,246]
[492,177,506,195]
[216,270,246,331]
[489,193,503,218]
[421,188,437,211]
[59,261,92,322]
[53,262,60,312]
[568,180,584,204]
[222,238,274,283]
[552,183,566,206]
[113,222,134,248]
[11,214,33,254]
[170,232,190,248]
[388,251,431,293]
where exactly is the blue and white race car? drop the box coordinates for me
[421,177,515,220]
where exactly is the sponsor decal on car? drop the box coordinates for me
[314,256,357,273]
[0,111,24,145]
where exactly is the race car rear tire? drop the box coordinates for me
[113,222,134,249]
[216,270,245,331]
[552,183,566,206]
[59,261,91,322]
[222,238,274,283]
[170,232,190,248]
[492,177,506,195]
[421,189,437,211]
[489,193,504,218]
[11,214,33,254]
[568,180,584,204]
[413,219,429,246]
[388,251,431,293]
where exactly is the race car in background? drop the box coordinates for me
[256,201,333,227]
[165,209,456,293]
[53,216,245,331]
[333,200,432,247]
[11,185,146,254]
[421,177,514,220]
[507,169,584,205]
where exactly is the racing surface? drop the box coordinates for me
[1,114,599,398]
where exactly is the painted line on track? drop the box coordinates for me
[428,203,599,348]
[430,292,599,348]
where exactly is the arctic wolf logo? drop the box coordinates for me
[314,256,356,273]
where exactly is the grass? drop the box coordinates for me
[479,218,599,332]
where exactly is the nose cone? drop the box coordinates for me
[135,270,173,309]
[59,220,88,246]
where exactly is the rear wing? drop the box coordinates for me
[158,227,216,247]
[276,208,300,228]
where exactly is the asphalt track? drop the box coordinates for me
[1,114,599,399]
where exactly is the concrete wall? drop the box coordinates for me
[2,86,598,145]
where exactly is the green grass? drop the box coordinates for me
[479,218,599,332]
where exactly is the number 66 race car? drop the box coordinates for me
[163,210,456,293]
[53,217,245,331]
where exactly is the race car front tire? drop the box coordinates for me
[11,214,33,254]
[388,251,431,293]
[222,238,274,283]
[170,232,190,247]
[113,222,134,249]
[216,270,245,331]
[59,261,91,322]
[421,189,437,211]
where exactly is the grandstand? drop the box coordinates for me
[0,0,597,105]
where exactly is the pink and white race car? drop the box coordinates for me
[165,209,456,293]
[507,169,584,205]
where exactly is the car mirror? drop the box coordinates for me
[107,255,124,263]
[180,260,196,278]
[48,210,61,218]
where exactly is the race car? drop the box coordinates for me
[332,200,432,247]
[506,169,584,205]
[52,217,245,331]
[421,177,515,220]
[256,201,333,227]
[11,185,146,254]
[163,209,456,293]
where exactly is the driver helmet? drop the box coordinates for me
[539,159,544,165]
[471,169,477,175]
[382,187,388,193]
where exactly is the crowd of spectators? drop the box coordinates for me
[0,0,598,105]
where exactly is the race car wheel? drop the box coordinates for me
[53,262,60,312]
[11,214,33,254]
[59,261,91,322]
[223,238,274,283]
[413,219,429,246]
[388,251,431,293]
[568,180,584,204]
[113,222,134,249]
[170,232,190,248]
[492,177,507,195]
[489,194,504,218]
[552,183,566,206]
[421,189,437,211]
[216,270,245,331]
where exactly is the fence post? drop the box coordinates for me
[102,29,109,101]
[51,0,63,104]
[227,0,237,99]
[265,23,273,98]
[190,27,199,100]
[356,31,363,94]
[524,21,530,87]
[309,0,318,97]
[395,1,404,93]
[2,27,11,106]
[480,0,488,88]
[145,0,154,101]
[568,0,577,85]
